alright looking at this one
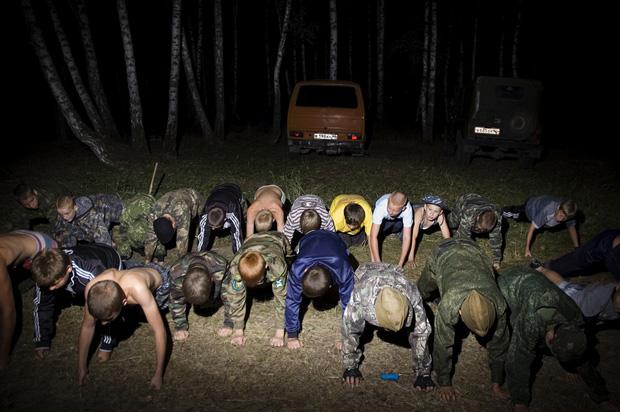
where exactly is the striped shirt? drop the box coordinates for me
[283,194,335,243]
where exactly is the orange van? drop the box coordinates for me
[287,80,366,155]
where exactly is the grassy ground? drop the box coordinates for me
[1,131,619,411]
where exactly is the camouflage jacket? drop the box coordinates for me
[169,250,228,331]
[116,193,159,258]
[144,188,205,264]
[447,193,503,264]
[418,238,509,386]
[55,194,123,248]
[342,262,432,377]
[7,189,58,233]
[498,265,585,406]
[221,231,293,330]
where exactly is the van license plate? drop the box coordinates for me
[314,133,338,140]
[474,126,500,135]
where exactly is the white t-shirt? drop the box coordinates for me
[372,194,413,227]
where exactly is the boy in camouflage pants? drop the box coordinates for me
[218,231,293,347]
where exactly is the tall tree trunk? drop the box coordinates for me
[164,0,183,152]
[231,0,240,123]
[195,0,204,94]
[512,3,522,78]
[328,0,337,80]
[116,0,146,150]
[46,0,107,140]
[213,0,225,139]
[271,0,292,142]
[182,27,214,141]
[300,33,307,81]
[22,0,117,167]
[424,0,437,142]
[74,0,120,140]
[418,0,429,131]
[458,38,464,91]
[375,0,385,125]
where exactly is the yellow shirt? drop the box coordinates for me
[329,194,373,237]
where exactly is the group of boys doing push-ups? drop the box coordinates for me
[1,183,619,409]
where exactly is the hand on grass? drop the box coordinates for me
[77,367,88,386]
[491,383,510,400]
[230,329,246,346]
[217,327,233,337]
[149,374,163,390]
[96,350,112,363]
[342,368,363,387]
[34,348,48,360]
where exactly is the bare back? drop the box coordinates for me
[0,231,52,266]
[88,267,161,305]
[246,185,286,236]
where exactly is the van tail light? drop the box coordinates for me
[347,133,361,140]
[289,131,304,138]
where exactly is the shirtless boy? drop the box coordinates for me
[246,185,286,237]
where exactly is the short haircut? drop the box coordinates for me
[208,207,225,229]
[238,251,265,288]
[344,203,365,228]
[476,210,497,232]
[301,264,332,298]
[300,209,321,234]
[182,262,213,305]
[389,192,408,208]
[31,249,71,288]
[56,195,74,210]
[87,280,125,321]
[13,183,34,201]
[560,200,577,218]
[254,209,274,232]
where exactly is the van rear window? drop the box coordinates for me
[296,85,358,108]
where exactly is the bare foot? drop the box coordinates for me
[173,330,190,342]
[217,327,233,337]
[96,350,112,363]
[287,338,303,349]
[437,386,460,401]
[230,329,246,346]
[491,383,510,400]
[270,329,285,347]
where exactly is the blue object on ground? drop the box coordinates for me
[380,373,400,381]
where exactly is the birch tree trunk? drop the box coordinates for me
[271,0,292,142]
[214,0,225,139]
[196,0,205,93]
[418,0,429,131]
[182,27,214,141]
[328,0,337,80]
[265,2,273,110]
[512,4,522,78]
[424,0,437,142]
[231,0,240,123]
[375,0,385,125]
[164,0,183,152]
[74,0,120,140]
[46,0,107,139]
[116,0,146,150]
[22,0,117,167]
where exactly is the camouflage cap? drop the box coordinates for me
[422,194,446,209]
[154,217,175,244]
[551,324,587,363]
[460,290,496,336]
[375,287,410,332]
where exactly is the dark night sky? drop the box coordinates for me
[5,0,617,150]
